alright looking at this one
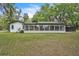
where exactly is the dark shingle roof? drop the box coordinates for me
[10,21,65,25]
[24,22,65,25]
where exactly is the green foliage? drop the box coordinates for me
[0,15,9,30]
[0,3,17,30]
[32,4,50,22]
[32,3,79,26]
[16,9,22,20]
[23,13,29,22]
[19,30,24,33]
[0,3,16,22]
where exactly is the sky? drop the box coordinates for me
[15,3,44,18]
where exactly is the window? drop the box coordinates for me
[11,25,14,29]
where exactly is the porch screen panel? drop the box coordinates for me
[25,25,28,31]
[60,25,64,31]
[50,25,54,31]
[35,25,40,31]
[30,25,34,31]
[55,25,59,31]
[44,25,49,31]
[40,25,44,31]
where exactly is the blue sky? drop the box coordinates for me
[15,3,44,18]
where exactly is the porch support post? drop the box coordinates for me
[64,25,65,32]
[28,25,30,31]
[33,25,34,31]
[39,25,40,31]
[33,25,35,31]
[54,25,55,31]
[27,25,29,31]
[49,25,50,31]
[59,25,60,31]
[44,25,45,31]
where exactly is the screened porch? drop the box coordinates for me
[24,22,65,32]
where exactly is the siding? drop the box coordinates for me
[10,22,23,32]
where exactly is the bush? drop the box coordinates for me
[32,20,38,22]
[19,30,24,33]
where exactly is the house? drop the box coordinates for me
[9,21,66,33]
[9,22,24,32]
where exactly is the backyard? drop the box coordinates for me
[0,32,79,56]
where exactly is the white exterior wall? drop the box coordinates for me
[10,22,23,32]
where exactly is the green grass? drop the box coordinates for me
[0,32,79,55]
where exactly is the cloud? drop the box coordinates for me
[21,4,41,18]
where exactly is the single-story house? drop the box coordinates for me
[9,22,67,33]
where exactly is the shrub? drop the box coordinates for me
[19,30,24,33]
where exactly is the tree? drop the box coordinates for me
[32,4,50,22]
[0,3,16,30]
[54,3,79,25]
[0,3,16,22]
[0,15,9,30]
[33,3,79,26]
[23,13,29,22]
[16,8,21,20]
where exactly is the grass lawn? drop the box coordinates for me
[0,32,79,56]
